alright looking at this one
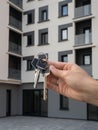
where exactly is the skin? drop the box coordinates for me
[47,61,98,106]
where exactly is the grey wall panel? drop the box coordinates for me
[48,89,87,119]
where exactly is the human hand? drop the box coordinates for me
[47,61,98,105]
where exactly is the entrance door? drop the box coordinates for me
[6,90,11,116]
[23,90,48,117]
[87,104,98,121]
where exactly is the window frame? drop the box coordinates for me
[61,28,68,41]
[27,59,34,71]
[61,4,68,17]
[38,28,48,46]
[39,6,49,22]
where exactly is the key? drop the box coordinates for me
[36,58,48,71]
[43,67,50,100]
[31,58,38,69]
[34,69,40,88]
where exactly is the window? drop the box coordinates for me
[42,10,47,21]
[39,6,48,22]
[59,1,69,17]
[24,9,35,24]
[27,13,32,24]
[61,28,68,40]
[61,55,68,62]
[27,60,34,70]
[59,54,69,110]
[27,35,32,46]
[39,28,48,45]
[61,5,68,16]
[83,55,91,65]
[41,32,48,45]
[23,31,35,46]
[60,95,69,110]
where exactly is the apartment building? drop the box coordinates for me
[0,0,98,120]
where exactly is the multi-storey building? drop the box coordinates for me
[0,0,98,120]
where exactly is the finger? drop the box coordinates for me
[48,61,67,70]
[47,80,59,93]
[50,65,66,80]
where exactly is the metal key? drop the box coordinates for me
[34,69,40,88]
[43,67,50,100]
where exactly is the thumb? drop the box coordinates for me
[50,65,64,79]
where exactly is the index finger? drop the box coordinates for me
[48,61,67,70]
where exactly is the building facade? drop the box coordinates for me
[0,0,98,120]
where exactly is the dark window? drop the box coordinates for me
[61,28,68,40]
[60,95,69,110]
[61,55,68,62]
[27,13,32,24]
[39,28,48,45]
[39,6,48,22]
[60,54,69,110]
[61,5,68,16]
[23,31,35,46]
[27,35,32,46]
[42,10,47,21]
[41,32,48,45]
[27,60,34,70]
[59,1,68,17]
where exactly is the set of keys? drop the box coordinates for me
[31,53,50,101]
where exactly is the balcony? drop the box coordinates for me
[9,41,21,55]
[9,68,21,80]
[9,16,22,30]
[9,0,22,8]
[75,33,92,46]
[8,55,21,80]
[75,4,91,18]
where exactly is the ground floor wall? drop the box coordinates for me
[0,83,21,117]
[21,83,87,120]
[0,83,98,120]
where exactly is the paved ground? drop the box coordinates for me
[0,116,98,130]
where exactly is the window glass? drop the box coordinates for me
[83,55,91,65]
[27,35,32,46]
[42,10,47,21]
[27,60,33,70]
[62,5,68,16]
[61,29,68,40]
[41,32,48,45]
[27,13,32,24]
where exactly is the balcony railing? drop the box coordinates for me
[75,4,91,18]
[9,0,22,8]
[9,42,21,55]
[75,33,92,46]
[9,16,22,30]
[8,68,21,80]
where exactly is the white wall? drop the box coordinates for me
[22,0,74,83]
[0,0,9,81]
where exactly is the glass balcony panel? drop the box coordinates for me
[9,68,21,80]
[75,4,91,18]
[9,42,21,55]
[75,33,92,46]
[9,0,22,8]
[9,16,22,30]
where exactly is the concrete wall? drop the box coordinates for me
[0,83,21,117]
[0,0,9,81]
